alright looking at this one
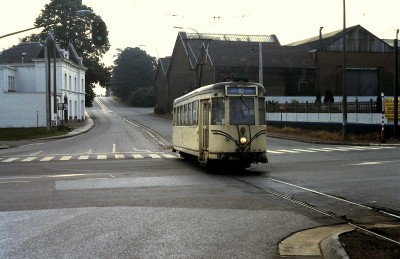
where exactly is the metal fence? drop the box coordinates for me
[266,100,380,114]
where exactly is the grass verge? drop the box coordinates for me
[0,126,70,141]
[267,125,382,142]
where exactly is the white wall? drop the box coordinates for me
[0,92,46,128]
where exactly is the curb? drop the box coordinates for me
[320,234,350,259]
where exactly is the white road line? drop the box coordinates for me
[148,154,161,158]
[97,154,107,160]
[163,154,177,158]
[21,157,37,162]
[292,149,319,153]
[115,154,125,159]
[132,154,144,159]
[275,149,301,153]
[2,158,19,163]
[78,155,90,160]
[60,156,72,161]
[113,144,116,153]
[267,150,285,154]
[40,156,54,162]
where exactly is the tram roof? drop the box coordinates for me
[173,81,265,104]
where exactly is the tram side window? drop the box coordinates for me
[192,101,198,125]
[183,104,188,126]
[173,108,176,126]
[187,102,192,125]
[258,98,266,125]
[211,98,225,125]
[178,106,182,126]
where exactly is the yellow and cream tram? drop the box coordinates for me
[172,81,268,168]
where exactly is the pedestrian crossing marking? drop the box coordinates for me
[2,158,18,163]
[21,157,36,162]
[40,156,54,162]
[149,154,161,158]
[267,146,396,155]
[1,146,395,163]
[163,154,176,158]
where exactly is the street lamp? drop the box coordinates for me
[139,45,159,60]
[173,26,201,39]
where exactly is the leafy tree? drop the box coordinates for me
[21,0,111,107]
[111,47,156,106]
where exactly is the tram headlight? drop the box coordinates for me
[239,136,247,144]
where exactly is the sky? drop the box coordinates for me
[1,0,399,94]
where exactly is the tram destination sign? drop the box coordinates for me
[226,85,258,96]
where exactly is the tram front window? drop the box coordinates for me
[229,98,255,125]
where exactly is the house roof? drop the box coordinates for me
[176,32,314,70]
[0,42,44,63]
[156,56,171,77]
[286,25,392,52]
[0,41,84,66]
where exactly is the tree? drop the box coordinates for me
[111,47,156,107]
[21,0,111,107]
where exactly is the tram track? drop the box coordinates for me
[231,175,400,246]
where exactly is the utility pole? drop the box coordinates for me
[342,0,348,139]
[259,42,263,85]
[394,29,399,138]
[47,33,57,127]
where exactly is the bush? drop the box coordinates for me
[127,87,154,107]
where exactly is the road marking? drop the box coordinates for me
[60,156,72,161]
[97,154,107,160]
[78,155,89,160]
[115,154,125,159]
[268,146,397,155]
[113,144,116,153]
[267,150,285,154]
[21,157,37,162]
[148,154,161,158]
[275,149,301,153]
[2,158,19,163]
[163,154,178,158]
[292,149,318,153]
[132,154,144,159]
[40,156,54,162]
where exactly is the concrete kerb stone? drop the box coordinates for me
[278,224,355,257]
[320,234,350,259]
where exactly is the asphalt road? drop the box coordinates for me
[1,97,399,258]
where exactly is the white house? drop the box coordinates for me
[0,41,87,128]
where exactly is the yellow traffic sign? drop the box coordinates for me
[384,98,400,119]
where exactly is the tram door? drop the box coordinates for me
[199,100,210,159]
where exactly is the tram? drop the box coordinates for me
[172,81,268,168]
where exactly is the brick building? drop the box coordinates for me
[154,25,398,114]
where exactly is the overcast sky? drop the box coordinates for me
[1,0,399,67]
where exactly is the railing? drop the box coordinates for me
[266,100,379,114]
[266,100,383,125]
